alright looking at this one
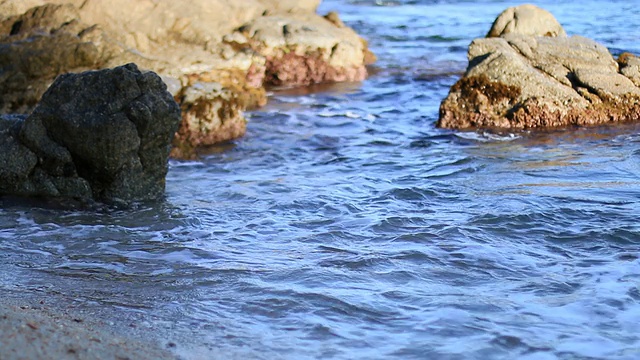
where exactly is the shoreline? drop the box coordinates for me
[0,297,177,360]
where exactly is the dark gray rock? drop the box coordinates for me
[0,63,180,205]
[0,114,37,189]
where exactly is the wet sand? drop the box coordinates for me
[0,301,176,360]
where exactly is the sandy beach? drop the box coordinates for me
[0,299,176,360]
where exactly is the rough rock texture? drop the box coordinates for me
[1,0,266,45]
[0,4,122,113]
[0,63,180,204]
[0,0,373,157]
[172,81,247,159]
[224,12,375,87]
[487,4,566,38]
[619,52,640,87]
[262,0,320,14]
[0,0,44,19]
[438,8,640,130]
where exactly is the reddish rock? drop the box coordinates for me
[264,52,367,86]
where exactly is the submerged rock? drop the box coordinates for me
[438,5,640,130]
[0,63,181,204]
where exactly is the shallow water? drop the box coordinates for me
[2,1,640,359]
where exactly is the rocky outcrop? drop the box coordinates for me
[0,63,180,204]
[438,5,640,130]
[223,12,375,87]
[261,0,320,14]
[0,4,122,113]
[0,0,374,158]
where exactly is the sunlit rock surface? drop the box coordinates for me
[438,4,640,130]
[0,0,374,157]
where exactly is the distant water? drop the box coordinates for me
[2,1,640,359]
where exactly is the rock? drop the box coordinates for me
[50,0,267,49]
[0,0,374,156]
[0,114,37,188]
[0,3,122,113]
[260,0,320,14]
[0,0,361,86]
[171,81,247,159]
[0,0,44,19]
[487,4,566,38]
[168,69,267,159]
[0,63,180,204]
[226,12,374,87]
[438,8,640,130]
[619,52,640,87]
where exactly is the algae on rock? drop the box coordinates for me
[438,4,640,130]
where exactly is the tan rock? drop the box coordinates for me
[487,4,566,38]
[0,0,44,19]
[171,70,267,159]
[0,0,374,158]
[439,29,640,129]
[619,52,640,87]
[1,0,327,78]
[227,12,372,86]
[259,0,320,14]
[171,82,246,159]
